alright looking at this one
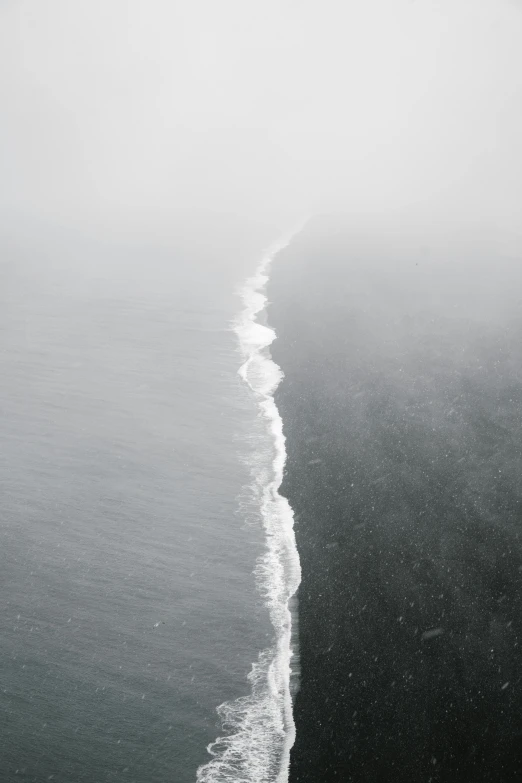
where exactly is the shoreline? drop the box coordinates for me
[198,234,301,783]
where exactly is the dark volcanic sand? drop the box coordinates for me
[268,217,522,782]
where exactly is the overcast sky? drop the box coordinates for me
[1,0,521,231]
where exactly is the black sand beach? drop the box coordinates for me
[268,217,522,782]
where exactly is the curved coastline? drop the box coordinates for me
[197,231,302,783]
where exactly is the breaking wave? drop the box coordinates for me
[196,230,302,783]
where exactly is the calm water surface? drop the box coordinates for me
[0,220,273,782]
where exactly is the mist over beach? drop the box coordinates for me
[1,1,522,782]
[2,0,522,231]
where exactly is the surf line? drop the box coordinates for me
[196,228,303,783]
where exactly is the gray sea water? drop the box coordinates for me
[0,216,275,782]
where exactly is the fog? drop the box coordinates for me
[1,6,522,780]
[1,0,522,235]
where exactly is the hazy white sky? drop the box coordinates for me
[1,0,521,229]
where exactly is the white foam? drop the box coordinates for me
[196,229,303,783]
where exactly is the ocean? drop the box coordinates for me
[0,215,297,783]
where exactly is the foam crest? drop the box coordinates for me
[196,230,303,783]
